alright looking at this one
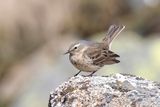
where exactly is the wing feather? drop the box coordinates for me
[85,45,120,67]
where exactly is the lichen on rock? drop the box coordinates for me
[48,73,160,107]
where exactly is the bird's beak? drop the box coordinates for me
[64,50,70,55]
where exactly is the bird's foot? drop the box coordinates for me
[83,71,97,77]
[74,70,81,77]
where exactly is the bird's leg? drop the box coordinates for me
[74,70,81,76]
[87,71,97,77]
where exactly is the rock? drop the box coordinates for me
[48,73,160,107]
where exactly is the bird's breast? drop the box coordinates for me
[69,53,100,72]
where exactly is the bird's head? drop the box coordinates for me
[64,40,90,55]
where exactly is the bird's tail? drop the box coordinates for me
[102,24,125,49]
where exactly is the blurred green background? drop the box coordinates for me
[0,0,160,107]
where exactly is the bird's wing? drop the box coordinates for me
[85,46,120,67]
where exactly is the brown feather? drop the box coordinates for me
[102,24,125,49]
[85,44,120,67]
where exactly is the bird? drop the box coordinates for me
[65,24,125,76]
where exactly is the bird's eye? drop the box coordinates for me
[74,46,77,49]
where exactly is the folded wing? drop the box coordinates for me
[85,46,120,67]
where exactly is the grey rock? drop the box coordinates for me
[48,73,160,107]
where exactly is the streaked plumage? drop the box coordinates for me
[65,24,125,76]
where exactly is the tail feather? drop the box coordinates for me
[102,24,125,49]
[110,54,120,57]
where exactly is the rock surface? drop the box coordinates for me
[48,73,160,107]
